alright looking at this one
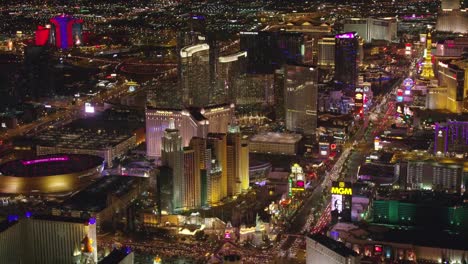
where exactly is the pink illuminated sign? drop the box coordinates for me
[296,181,305,188]
[336,33,355,39]
[22,156,69,165]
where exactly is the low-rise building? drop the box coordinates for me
[53,176,146,232]
[36,127,136,167]
[306,234,360,264]
[249,132,302,155]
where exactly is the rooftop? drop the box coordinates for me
[0,219,18,233]
[60,176,139,212]
[250,132,302,144]
[36,127,134,150]
[377,190,467,207]
[307,234,358,257]
[359,163,395,176]
[333,223,468,251]
[31,215,92,224]
[35,113,141,150]
[99,248,132,264]
[0,154,103,177]
[371,228,468,251]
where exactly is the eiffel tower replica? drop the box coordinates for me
[421,32,435,79]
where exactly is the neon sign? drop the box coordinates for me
[331,182,352,195]
[22,156,69,165]
[331,187,352,195]
[403,78,414,89]
[336,32,355,39]
[296,181,304,188]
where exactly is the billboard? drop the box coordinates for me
[319,142,329,156]
[331,181,352,222]
[355,92,363,107]
[290,163,305,193]
[331,193,343,212]
[85,103,95,113]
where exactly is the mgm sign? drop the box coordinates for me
[331,181,352,195]
[331,181,353,222]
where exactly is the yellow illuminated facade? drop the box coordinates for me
[0,168,100,194]
[435,59,468,113]
[421,33,435,79]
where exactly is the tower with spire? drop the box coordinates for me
[421,32,435,79]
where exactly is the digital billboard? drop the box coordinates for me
[331,181,352,222]
[85,103,95,113]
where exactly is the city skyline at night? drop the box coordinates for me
[0,0,467,263]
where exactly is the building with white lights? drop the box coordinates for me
[180,44,211,106]
[217,51,247,105]
[343,18,397,43]
[317,37,335,68]
[284,65,318,135]
[400,159,466,193]
[436,0,468,34]
[145,104,234,157]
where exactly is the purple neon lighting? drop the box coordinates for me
[434,121,468,154]
[336,32,355,39]
[88,217,96,225]
[22,156,69,165]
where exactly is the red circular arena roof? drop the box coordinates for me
[0,154,104,177]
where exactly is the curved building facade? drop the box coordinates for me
[0,154,103,194]
[436,10,468,34]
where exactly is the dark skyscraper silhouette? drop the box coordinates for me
[334,32,359,91]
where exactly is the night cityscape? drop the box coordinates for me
[0,0,467,263]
